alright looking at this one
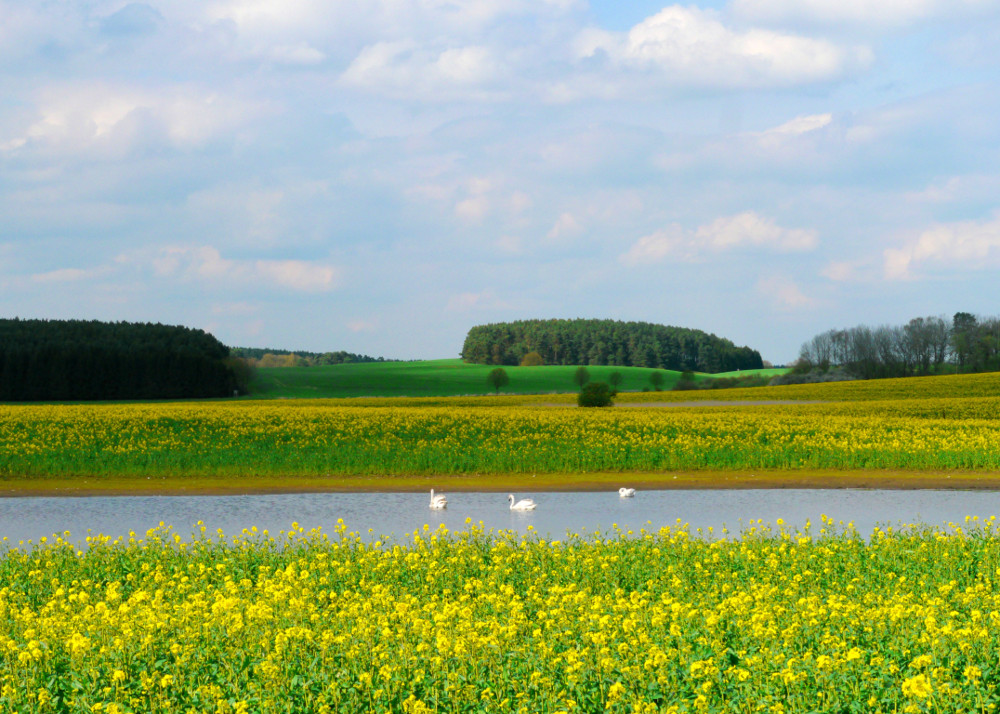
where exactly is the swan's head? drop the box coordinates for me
[507,494,514,503]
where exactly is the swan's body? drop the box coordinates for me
[619,487,636,498]
[508,494,536,511]
[429,489,448,509]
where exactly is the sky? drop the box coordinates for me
[2,1,999,364]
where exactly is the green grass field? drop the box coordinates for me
[248,359,783,398]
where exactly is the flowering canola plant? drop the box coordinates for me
[3,518,1000,712]
[2,395,1000,478]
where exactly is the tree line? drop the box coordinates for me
[797,312,1000,379]
[0,318,243,401]
[229,347,389,368]
[461,318,763,372]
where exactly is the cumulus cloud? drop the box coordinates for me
[445,289,509,312]
[31,267,110,283]
[3,83,262,156]
[126,245,342,292]
[763,113,833,137]
[620,212,818,266]
[347,319,377,332]
[547,212,581,240]
[731,0,999,27]
[575,6,871,89]
[756,275,816,310]
[821,261,863,282]
[696,212,818,251]
[341,42,504,99]
[883,212,1000,279]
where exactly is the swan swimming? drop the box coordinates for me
[508,494,537,511]
[619,487,636,498]
[429,489,448,509]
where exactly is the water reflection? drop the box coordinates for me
[5,489,1000,547]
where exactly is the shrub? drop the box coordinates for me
[520,351,544,366]
[578,381,614,407]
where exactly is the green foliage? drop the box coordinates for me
[608,371,623,389]
[649,370,666,391]
[520,351,544,366]
[223,357,256,395]
[573,366,590,389]
[487,367,510,394]
[460,318,764,372]
[230,346,387,366]
[577,381,613,407]
[673,371,697,391]
[0,318,237,401]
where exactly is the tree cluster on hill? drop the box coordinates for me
[0,318,242,401]
[229,347,389,368]
[461,319,763,373]
[793,312,1000,379]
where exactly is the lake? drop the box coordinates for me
[5,488,1000,547]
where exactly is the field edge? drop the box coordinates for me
[3,469,1000,497]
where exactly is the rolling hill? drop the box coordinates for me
[247,358,783,399]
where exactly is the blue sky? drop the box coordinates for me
[2,0,999,364]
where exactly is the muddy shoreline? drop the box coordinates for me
[2,470,999,497]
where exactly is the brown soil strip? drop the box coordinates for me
[2,470,1000,497]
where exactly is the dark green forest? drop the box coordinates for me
[461,319,764,372]
[0,319,240,401]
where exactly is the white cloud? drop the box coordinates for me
[341,42,504,99]
[31,267,109,283]
[198,0,567,39]
[125,245,341,292]
[267,42,326,65]
[347,319,376,332]
[5,83,262,156]
[904,175,1000,204]
[576,6,871,89]
[255,259,339,291]
[696,212,818,251]
[756,275,816,310]
[763,113,833,137]
[455,195,490,221]
[445,289,508,312]
[732,0,999,26]
[495,235,523,254]
[884,212,1000,280]
[547,212,581,240]
[619,225,689,265]
[821,261,862,281]
[621,212,818,266]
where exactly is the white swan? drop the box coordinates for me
[429,489,447,509]
[619,487,636,498]
[508,494,536,511]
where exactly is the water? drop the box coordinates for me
[4,489,1000,547]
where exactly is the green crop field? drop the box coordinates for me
[247,358,784,399]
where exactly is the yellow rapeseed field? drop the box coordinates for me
[2,390,1000,477]
[2,519,1000,712]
